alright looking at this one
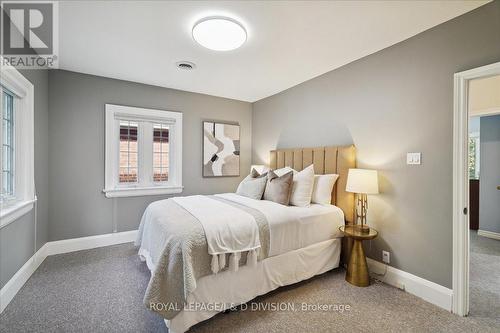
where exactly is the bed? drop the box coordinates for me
[136,145,356,333]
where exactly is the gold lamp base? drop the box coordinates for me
[354,193,371,234]
[354,224,371,234]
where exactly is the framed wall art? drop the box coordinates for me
[202,121,240,177]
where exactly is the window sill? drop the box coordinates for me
[103,185,184,198]
[0,198,36,229]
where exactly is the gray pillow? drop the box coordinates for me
[263,170,294,205]
[236,170,268,200]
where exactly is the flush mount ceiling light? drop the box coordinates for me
[192,17,247,51]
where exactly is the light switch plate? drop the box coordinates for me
[407,152,421,165]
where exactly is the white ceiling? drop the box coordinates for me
[59,1,489,102]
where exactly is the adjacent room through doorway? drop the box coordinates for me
[467,75,500,326]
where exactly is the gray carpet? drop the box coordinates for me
[470,230,500,327]
[0,243,498,333]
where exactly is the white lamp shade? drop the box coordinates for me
[346,168,379,194]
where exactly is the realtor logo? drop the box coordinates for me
[1,1,58,68]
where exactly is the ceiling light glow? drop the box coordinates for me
[192,17,247,51]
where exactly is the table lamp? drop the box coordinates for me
[346,168,379,233]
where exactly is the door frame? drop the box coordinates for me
[452,61,500,316]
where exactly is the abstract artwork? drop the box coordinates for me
[203,121,240,177]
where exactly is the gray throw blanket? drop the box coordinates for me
[135,195,270,320]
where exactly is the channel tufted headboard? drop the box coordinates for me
[270,145,356,224]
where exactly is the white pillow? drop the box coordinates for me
[236,173,267,200]
[289,165,315,207]
[311,174,339,205]
[274,167,294,177]
[236,174,252,193]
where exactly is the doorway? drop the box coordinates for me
[467,75,500,324]
[452,62,500,318]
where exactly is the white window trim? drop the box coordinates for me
[103,104,183,198]
[0,58,35,228]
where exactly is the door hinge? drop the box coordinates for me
[463,207,468,215]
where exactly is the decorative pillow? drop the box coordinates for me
[250,167,263,178]
[263,170,294,205]
[236,170,268,200]
[311,174,339,205]
[289,164,315,207]
[274,167,294,177]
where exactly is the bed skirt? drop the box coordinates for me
[161,238,341,333]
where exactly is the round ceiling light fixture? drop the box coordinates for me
[192,17,247,51]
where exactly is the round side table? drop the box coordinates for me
[339,225,378,287]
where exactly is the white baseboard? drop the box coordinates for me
[477,229,500,240]
[0,243,48,313]
[0,230,138,314]
[367,258,453,311]
[44,230,138,256]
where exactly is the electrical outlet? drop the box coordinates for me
[382,251,390,264]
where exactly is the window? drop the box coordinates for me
[153,124,169,182]
[468,132,480,180]
[2,91,15,198]
[103,104,183,198]
[0,60,35,228]
[119,121,138,183]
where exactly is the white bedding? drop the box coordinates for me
[172,195,261,273]
[138,193,345,332]
[215,193,345,257]
[165,238,341,333]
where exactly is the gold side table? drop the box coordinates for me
[339,225,378,287]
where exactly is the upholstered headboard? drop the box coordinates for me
[270,145,356,223]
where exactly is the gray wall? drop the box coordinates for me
[48,70,252,241]
[0,69,49,288]
[479,114,500,233]
[252,1,500,288]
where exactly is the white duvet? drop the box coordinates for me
[172,195,261,273]
[215,193,345,257]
